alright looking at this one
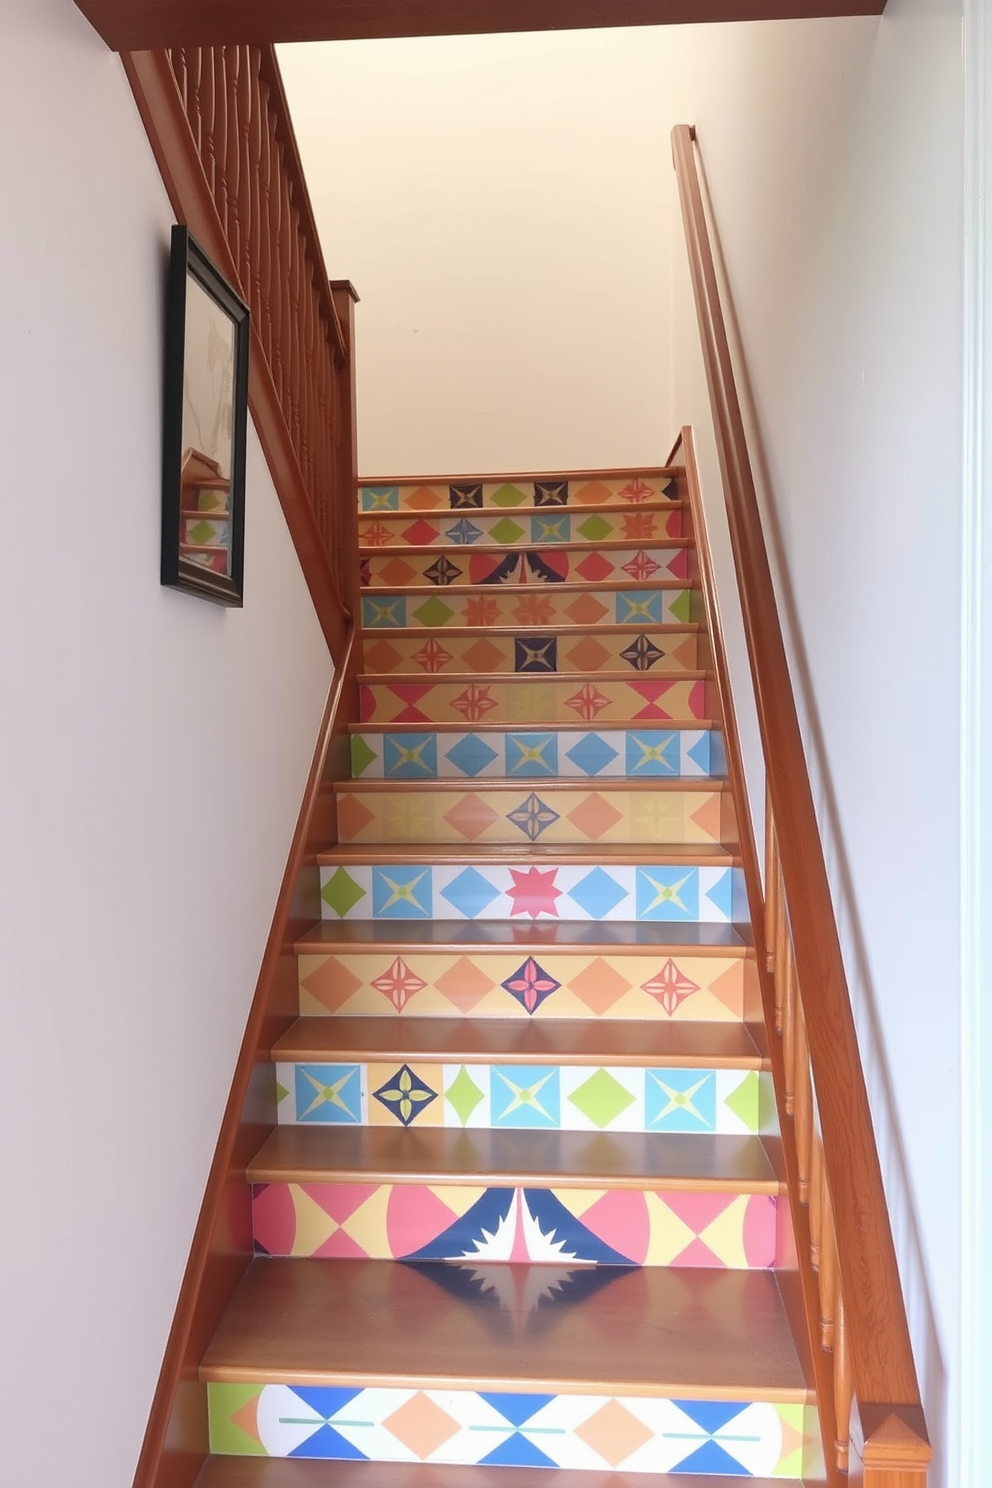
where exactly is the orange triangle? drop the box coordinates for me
[689,791,723,843]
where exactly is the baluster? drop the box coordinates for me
[212,49,229,244]
[300,271,315,495]
[237,46,253,295]
[200,50,217,203]
[818,1173,837,1351]
[808,1131,823,1269]
[247,53,264,335]
[773,867,787,1034]
[782,930,796,1115]
[257,81,275,378]
[188,48,204,157]
[269,136,285,402]
[224,47,243,288]
[793,1002,812,1205]
[279,168,294,426]
[765,790,778,974]
[288,203,303,456]
[833,1287,851,1472]
[169,48,188,110]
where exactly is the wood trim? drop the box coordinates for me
[74,0,886,51]
[131,628,360,1488]
[672,125,930,1482]
[122,48,350,663]
[360,465,681,485]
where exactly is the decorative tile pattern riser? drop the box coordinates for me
[360,630,700,677]
[359,677,709,726]
[358,473,678,512]
[252,1182,778,1269]
[360,546,690,590]
[297,949,751,1020]
[361,588,695,630]
[208,1381,813,1476]
[359,506,685,547]
[351,728,726,781]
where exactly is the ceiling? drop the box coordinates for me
[74,0,884,50]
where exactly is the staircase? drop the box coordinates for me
[196,464,823,1484]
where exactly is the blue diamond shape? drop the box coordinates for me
[440,866,501,917]
[383,732,438,778]
[564,732,620,777]
[444,734,499,778]
[505,732,558,776]
[625,730,679,776]
[447,517,484,545]
[568,867,629,918]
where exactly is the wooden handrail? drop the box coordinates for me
[671,124,930,1485]
[123,45,355,661]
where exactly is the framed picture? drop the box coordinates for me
[161,225,249,605]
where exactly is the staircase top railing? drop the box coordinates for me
[671,123,930,1482]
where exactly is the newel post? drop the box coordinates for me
[848,1400,931,1488]
[329,279,360,625]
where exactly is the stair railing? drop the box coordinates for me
[124,45,358,660]
[672,123,931,1486]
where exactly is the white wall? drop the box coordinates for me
[278,30,678,476]
[667,7,964,1482]
[0,3,332,1484]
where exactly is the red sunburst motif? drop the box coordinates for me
[621,550,662,582]
[362,520,392,547]
[621,512,658,540]
[413,638,453,673]
[464,596,500,627]
[641,958,700,1016]
[566,682,610,721]
[618,478,655,503]
[371,956,428,1012]
[452,682,498,722]
[506,866,563,919]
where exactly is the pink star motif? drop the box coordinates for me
[371,956,428,1012]
[452,682,498,722]
[618,477,655,503]
[641,958,700,1016]
[566,682,610,721]
[621,549,662,582]
[506,866,563,919]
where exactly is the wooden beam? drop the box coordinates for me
[75,0,885,51]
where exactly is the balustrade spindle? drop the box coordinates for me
[237,48,253,297]
[211,50,229,252]
[223,48,243,289]
[833,1287,852,1472]
[782,932,796,1117]
[808,1132,823,1268]
[819,1176,837,1351]
[793,1007,812,1205]
[765,798,779,975]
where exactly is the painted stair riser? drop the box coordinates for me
[359,678,712,727]
[298,950,754,1021]
[208,1382,813,1477]
[335,787,733,848]
[362,588,696,630]
[181,515,231,546]
[351,729,726,782]
[361,546,691,590]
[359,506,686,548]
[360,631,701,677]
[253,1182,779,1269]
[275,1060,774,1136]
[359,473,678,512]
[319,863,745,926]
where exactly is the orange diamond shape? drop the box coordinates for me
[565,636,612,672]
[405,485,442,510]
[383,1392,460,1459]
[569,957,632,1014]
[335,793,379,843]
[435,956,496,1012]
[299,957,363,1014]
[572,480,612,506]
[362,639,404,673]
[442,792,501,841]
[575,1399,654,1467]
[462,638,506,673]
[379,556,419,586]
[564,594,609,625]
[566,792,624,841]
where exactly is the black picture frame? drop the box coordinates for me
[161,225,249,606]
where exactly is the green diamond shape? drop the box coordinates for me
[490,482,527,507]
[577,514,612,542]
[489,517,526,544]
[351,735,379,778]
[568,1068,636,1129]
[412,597,455,627]
[188,519,217,544]
[723,1069,760,1132]
[670,588,693,623]
[275,1081,289,1105]
[446,1065,485,1125]
[207,1384,266,1455]
[321,867,367,918]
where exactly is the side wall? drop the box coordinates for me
[0,4,333,1485]
[668,8,963,1483]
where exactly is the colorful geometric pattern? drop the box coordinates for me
[359,676,710,726]
[358,473,678,512]
[360,630,700,676]
[274,1061,773,1135]
[181,515,230,547]
[350,728,726,781]
[361,587,696,630]
[358,505,685,547]
[297,950,752,1021]
[252,1183,778,1268]
[334,785,728,847]
[360,545,691,590]
[319,861,744,924]
[208,1381,810,1474]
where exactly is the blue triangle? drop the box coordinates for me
[704,867,733,921]
[289,1385,364,1418]
[673,1398,748,1434]
[670,1438,749,1475]
[686,732,712,773]
[288,1424,368,1460]
[480,1433,560,1468]
[478,1392,556,1427]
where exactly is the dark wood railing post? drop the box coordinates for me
[330,280,360,623]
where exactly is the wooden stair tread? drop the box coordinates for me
[197,1458,797,1487]
[361,466,681,483]
[275,1016,769,1068]
[360,623,703,637]
[358,669,711,684]
[249,1126,781,1191]
[295,920,752,952]
[317,844,740,867]
[360,539,696,557]
[349,719,723,735]
[200,1259,809,1399]
[333,777,730,796]
[361,580,699,596]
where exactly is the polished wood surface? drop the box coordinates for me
[672,124,929,1482]
[197,1459,796,1488]
[274,1014,769,1067]
[334,776,730,796]
[201,1258,810,1398]
[294,918,753,951]
[76,0,886,49]
[130,637,361,1488]
[122,47,351,660]
[317,842,739,866]
[249,1124,781,1191]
